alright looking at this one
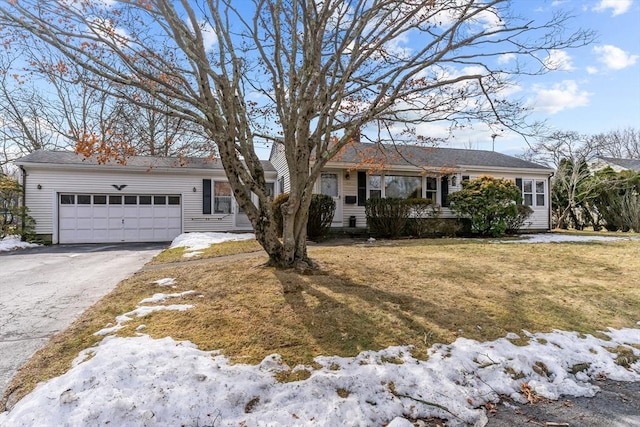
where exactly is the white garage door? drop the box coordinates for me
[59,194,182,243]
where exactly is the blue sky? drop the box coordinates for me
[472,0,640,155]
[248,0,640,159]
[4,0,636,161]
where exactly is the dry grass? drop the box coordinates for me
[4,237,640,409]
[149,239,263,264]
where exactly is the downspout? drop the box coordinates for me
[548,171,554,231]
[19,165,27,240]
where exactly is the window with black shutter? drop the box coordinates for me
[357,171,366,206]
[441,176,449,207]
[515,178,523,205]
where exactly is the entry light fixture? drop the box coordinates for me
[192,187,197,192]
[37,184,42,189]
[345,171,350,180]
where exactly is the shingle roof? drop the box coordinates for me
[598,157,640,172]
[331,142,551,171]
[15,150,276,172]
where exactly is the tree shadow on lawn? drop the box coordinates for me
[274,264,600,362]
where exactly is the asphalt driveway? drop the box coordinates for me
[0,243,165,399]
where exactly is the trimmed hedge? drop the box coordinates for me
[307,194,336,241]
[365,197,409,238]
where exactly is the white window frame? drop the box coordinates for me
[522,178,546,207]
[366,173,440,201]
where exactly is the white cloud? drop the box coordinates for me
[593,44,639,70]
[199,21,218,49]
[586,66,599,74]
[89,17,129,48]
[543,50,575,71]
[593,0,633,16]
[530,80,591,114]
[497,53,515,64]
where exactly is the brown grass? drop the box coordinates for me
[149,239,262,264]
[3,237,639,409]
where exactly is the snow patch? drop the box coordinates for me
[138,291,197,304]
[497,233,640,244]
[93,290,195,337]
[169,232,255,255]
[3,326,638,426]
[153,278,176,287]
[0,235,40,252]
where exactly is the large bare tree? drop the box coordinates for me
[589,128,640,159]
[0,0,592,267]
[526,131,598,229]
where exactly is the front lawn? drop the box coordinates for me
[4,236,639,408]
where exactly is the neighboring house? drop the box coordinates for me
[15,143,552,244]
[14,151,277,244]
[589,156,640,173]
[271,141,554,231]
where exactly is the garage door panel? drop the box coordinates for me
[58,194,181,244]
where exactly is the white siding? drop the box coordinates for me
[269,142,290,194]
[310,168,552,231]
[447,171,551,230]
[23,165,277,242]
[341,174,367,227]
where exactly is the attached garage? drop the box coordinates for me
[15,150,278,244]
[58,193,182,243]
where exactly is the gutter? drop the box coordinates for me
[19,165,27,240]
[548,171,554,231]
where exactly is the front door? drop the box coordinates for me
[320,172,342,226]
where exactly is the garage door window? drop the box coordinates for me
[154,196,166,205]
[168,196,180,205]
[109,195,122,204]
[139,195,151,205]
[60,194,75,204]
[125,195,137,205]
[77,195,91,204]
[94,195,107,204]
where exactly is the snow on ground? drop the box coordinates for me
[94,279,195,337]
[0,235,40,252]
[169,232,255,254]
[2,233,639,426]
[152,278,176,287]
[497,233,640,244]
[2,322,638,426]
[138,290,196,304]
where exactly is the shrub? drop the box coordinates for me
[621,191,640,233]
[307,194,336,241]
[1,175,36,240]
[448,176,526,237]
[272,193,289,238]
[506,204,534,234]
[365,198,409,238]
[405,198,441,237]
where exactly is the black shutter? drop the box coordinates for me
[357,171,366,206]
[441,176,449,207]
[515,178,522,205]
[203,179,212,214]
